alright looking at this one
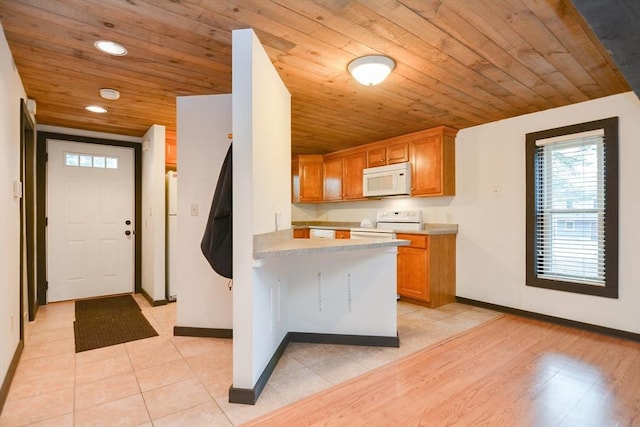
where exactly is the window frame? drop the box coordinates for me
[525,117,619,298]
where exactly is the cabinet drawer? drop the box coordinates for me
[396,233,427,248]
[293,228,310,239]
[335,230,351,239]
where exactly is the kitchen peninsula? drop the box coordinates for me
[292,221,458,308]
[253,229,409,343]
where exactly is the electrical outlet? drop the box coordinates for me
[190,203,199,216]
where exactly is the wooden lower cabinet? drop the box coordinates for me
[335,229,350,239]
[293,228,310,238]
[396,233,456,308]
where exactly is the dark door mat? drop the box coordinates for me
[75,294,142,321]
[74,295,158,353]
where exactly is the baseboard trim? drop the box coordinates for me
[139,289,167,307]
[173,326,233,339]
[0,339,24,414]
[228,330,399,405]
[289,331,400,348]
[229,334,290,405]
[456,296,640,343]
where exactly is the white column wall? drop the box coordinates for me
[232,28,291,389]
[175,94,233,329]
[141,124,166,302]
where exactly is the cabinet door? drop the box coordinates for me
[293,228,310,239]
[299,157,323,202]
[323,156,343,201]
[387,142,409,164]
[397,246,428,301]
[343,151,367,199]
[367,147,386,167]
[165,131,177,166]
[411,135,443,196]
[335,230,350,239]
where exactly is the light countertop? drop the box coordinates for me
[254,233,409,259]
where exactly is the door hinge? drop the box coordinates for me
[45,281,48,290]
[45,152,48,162]
[45,217,48,226]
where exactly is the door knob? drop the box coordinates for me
[125,230,132,236]
[125,220,131,225]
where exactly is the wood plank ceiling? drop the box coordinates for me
[0,0,631,155]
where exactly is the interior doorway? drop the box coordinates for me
[20,100,36,331]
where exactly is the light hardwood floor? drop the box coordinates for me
[244,315,640,427]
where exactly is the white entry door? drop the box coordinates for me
[47,139,135,302]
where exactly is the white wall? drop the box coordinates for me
[300,92,640,334]
[0,23,29,388]
[175,94,233,329]
[141,124,166,302]
[454,92,640,334]
[232,28,291,390]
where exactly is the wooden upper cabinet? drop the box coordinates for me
[291,126,457,203]
[387,142,409,164]
[343,151,367,200]
[367,142,409,167]
[367,147,386,167]
[323,155,343,201]
[410,127,457,197]
[165,130,177,166]
[292,155,323,203]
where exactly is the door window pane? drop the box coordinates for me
[93,156,106,168]
[79,155,93,167]
[65,153,79,166]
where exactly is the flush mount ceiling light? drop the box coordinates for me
[348,55,395,86]
[85,105,108,113]
[94,40,127,56]
[100,88,120,100]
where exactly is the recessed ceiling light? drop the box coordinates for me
[85,105,108,113]
[100,88,120,100]
[94,40,127,56]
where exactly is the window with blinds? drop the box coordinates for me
[526,118,618,298]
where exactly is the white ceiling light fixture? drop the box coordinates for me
[100,88,120,100]
[94,40,128,56]
[85,105,108,113]
[348,55,395,86]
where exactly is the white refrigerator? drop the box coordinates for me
[166,171,178,301]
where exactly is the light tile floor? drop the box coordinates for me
[0,295,501,426]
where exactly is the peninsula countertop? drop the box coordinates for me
[254,233,409,259]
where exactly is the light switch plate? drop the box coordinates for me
[13,181,23,198]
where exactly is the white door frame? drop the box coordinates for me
[36,132,142,304]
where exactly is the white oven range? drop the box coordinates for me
[350,210,423,240]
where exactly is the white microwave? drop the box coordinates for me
[363,162,412,197]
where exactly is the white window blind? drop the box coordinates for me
[534,129,606,286]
